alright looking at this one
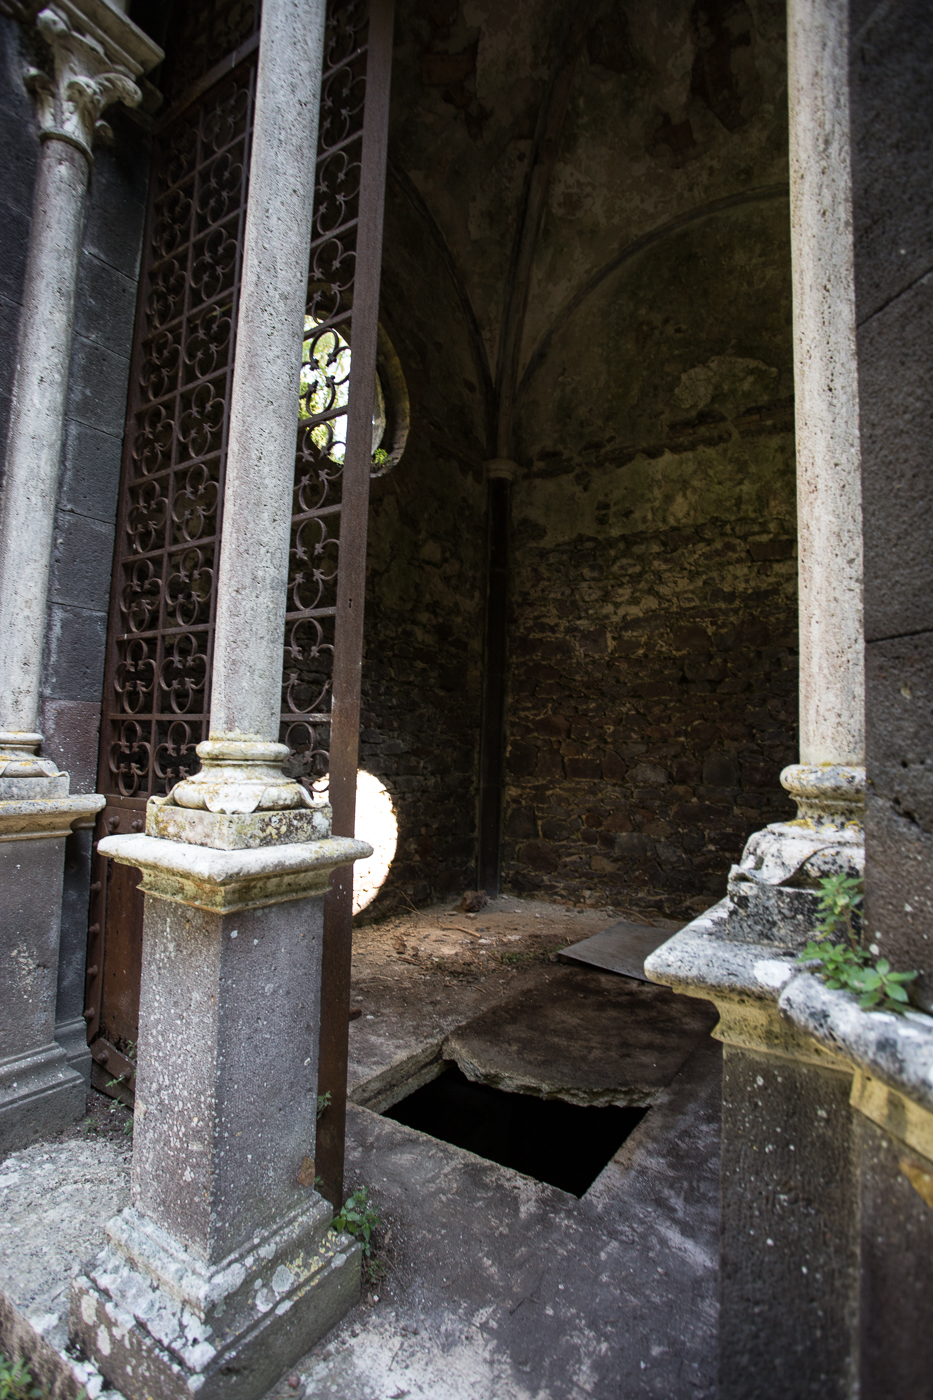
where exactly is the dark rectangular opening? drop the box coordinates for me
[384,1064,648,1197]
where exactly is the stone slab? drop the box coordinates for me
[444,964,718,1107]
[285,1041,722,1400]
[0,1134,130,1400]
[556,919,681,981]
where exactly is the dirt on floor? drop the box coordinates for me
[350,892,678,987]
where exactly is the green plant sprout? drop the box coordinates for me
[316,1091,332,1121]
[331,1186,381,1258]
[798,873,918,1013]
[0,1353,46,1400]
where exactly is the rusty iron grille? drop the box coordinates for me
[278,0,371,780]
[91,1,395,1177]
[99,0,393,803]
[159,0,261,107]
[99,54,259,802]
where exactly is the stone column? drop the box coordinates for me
[646,3,868,1396]
[0,2,160,1149]
[781,0,865,833]
[70,5,373,1396]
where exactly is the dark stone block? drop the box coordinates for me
[851,0,933,323]
[83,117,150,281]
[865,631,933,1000]
[520,840,559,873]
[49,508,115,612]
[74,252,139,354]
[865,796,933,1010]
[703,753,740,786]
[865,632,933,830]
[39,697,101,794]
[66,332,132,436]
[860,276,933,641]
[718,1049,858,1400]
[0,289,23,400]
[0,198,30,305]
[58,418,123,523]
[42,603,107,703]
[857,1116,933,1400]
[57,826,94,1028]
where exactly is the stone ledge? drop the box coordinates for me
[648,897,933,1115]
[644,899,800,1002]
[97,833,373,913]
[0,794,105,839]
[779,974,933,1116]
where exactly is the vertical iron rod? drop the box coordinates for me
[477,476,511,896]
[316,0,395,1208]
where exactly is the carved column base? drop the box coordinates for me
[0,775,104,1151]
[72,1200,360,1400]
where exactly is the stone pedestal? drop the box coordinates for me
[0,736,104,1151]
[71,829,370,1400]
[0,0,160,1152]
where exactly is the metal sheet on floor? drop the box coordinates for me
[557,921,682,981]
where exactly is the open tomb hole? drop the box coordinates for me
[384,1064,648,1198]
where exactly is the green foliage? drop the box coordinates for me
[798,874,918,1014]
[0,1353,44,1400]
[815,872,864,948]
[332,1186,381,1258]
[316,1091,332,1121]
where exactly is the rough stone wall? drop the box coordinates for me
[504,199,797,918]
[355,174,488,915]
[365,0,796,916]
[856,0,933,1012]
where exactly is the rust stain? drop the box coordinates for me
[297,1155,317,1188]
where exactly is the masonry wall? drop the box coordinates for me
[365,0,797,917]
[356,171,488,915]
[504,198,797,919]
[856,0,933,1016]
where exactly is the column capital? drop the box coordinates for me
[25,0,162,161]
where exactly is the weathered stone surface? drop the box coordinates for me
[0,834,87,1151]
[146,799,331,850]
[857,1116,933,1400]
[718,1048,858,1400]
[72,1205,360,1400]
[444,964,717,1107]
[0,1134,130,1400]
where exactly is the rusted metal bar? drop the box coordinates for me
[316,0,395,1208]
[478,474,511,897]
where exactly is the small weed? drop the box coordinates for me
[332,1186,381,1257]
[316,1091,331,1121]
[0,1353,44,1400]
[798,875,918,1013]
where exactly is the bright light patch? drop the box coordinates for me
[313,770,398,915]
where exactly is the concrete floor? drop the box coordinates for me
[272,897,722,1399]
[0,897,722,1400]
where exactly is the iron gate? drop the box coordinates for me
[85,0,397,1190]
